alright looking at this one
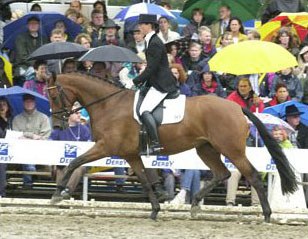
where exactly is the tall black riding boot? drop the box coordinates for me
[140,111,163,155]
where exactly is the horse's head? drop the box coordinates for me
[47,73,76,129]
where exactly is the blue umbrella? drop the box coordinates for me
[114,3,175,22]
[263,100,308,126]
[0,86,50,117]
[3,12,82,50]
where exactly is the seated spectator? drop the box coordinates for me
[50,102,91,198]
[74,33,93,72]
[0,97,12,197]
[294,46,308,83]
[247,29,261,41]
[65,8,79,25]
[30,3,42,12]
[93,0,109,21]
[23,60,49,98]
[69,0,88,27]
[119,52,146,90]
[191,64,226,97]
[126,25,145,54]
[47,29,66,74]
[217,17,247,46]
[181,42,206,73]
[84,9,105,47]
[13,16,48,84]
[216,31,233,52]
[53,20,75,42]
[12,94,51,188]
[273,27,300,57]
[90,62,110,80]
[62,59,77,73]
[166,42,182,65]
[198,26,216,59]
[157,16,180,44]
[227,77,264,112]
[182,8,207,39]
[270,67,303,101]
[101,20,124,47]
[261,0,305,24]
[170,63,191,96]
[210,4,231,45]
[265,83,291,107]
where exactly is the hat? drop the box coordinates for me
[103,19,121,30]
[23,93,35,101]
[285,104,304,117]
[27,16,40,23]
[138,14,158,25]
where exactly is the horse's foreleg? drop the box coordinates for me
[191,144,231,216]
[127,156,160,220]
[51,143,104,204]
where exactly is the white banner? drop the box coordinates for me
[0,139,307,173]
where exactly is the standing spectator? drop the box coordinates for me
[0,97,12,197]
[210,4,231,45]
[23,60,49,98]
[84,9,105,47]
[157,16,180,44]
[12,94,51,188]
[261,0,305,24]
[182,8,207,39]
[14,16,48,84]
[125,25,145,54]
[273,27,300,57]
[198,26,216,59]
[265,83,291,107]
[270,67,303,101]
[50,102,91,198]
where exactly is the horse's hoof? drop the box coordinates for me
[60,188,71,200]
[150,211,158,221]
[191,205,201,218]
[50,195,63,204]
[264,215,271,223]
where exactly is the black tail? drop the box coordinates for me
[242,108,298,194]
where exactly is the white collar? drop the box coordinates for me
[144,31,156,44]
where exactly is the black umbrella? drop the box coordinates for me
[1,0,34,6]
[78,45,142,63]
[28,42,88,61]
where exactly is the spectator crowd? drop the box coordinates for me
[0,0,307,209]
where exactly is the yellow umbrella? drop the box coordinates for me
[208,40,298,77]
[258,12,308,42]
[0,56,13,86]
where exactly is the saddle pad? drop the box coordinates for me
[133,90,186,125]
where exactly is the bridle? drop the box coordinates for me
[47,83,125,123]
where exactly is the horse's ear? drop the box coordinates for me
[48,71,57,86]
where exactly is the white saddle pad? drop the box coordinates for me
[133,90,186,125]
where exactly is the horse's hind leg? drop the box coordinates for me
[231,156,271,223]
[126,156,160,220]
[191,143,231,215]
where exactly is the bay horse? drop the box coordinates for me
[47,73,297,222]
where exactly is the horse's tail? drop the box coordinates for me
[242,107,298,194]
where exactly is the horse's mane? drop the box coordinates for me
[62,71,127,90]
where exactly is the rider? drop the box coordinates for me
[133,14,178,155]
